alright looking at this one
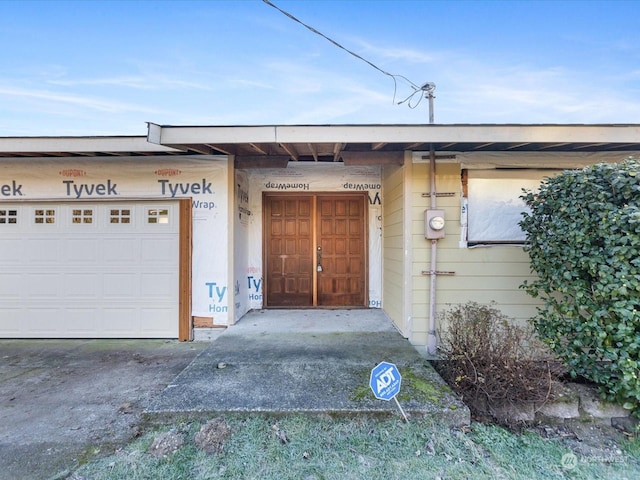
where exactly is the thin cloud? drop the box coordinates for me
[354,39,436,64]
[0,84,165,114]
[48,75,210,91]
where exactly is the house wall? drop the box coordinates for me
[406,151,640,348]
[233,169,252,323]
[409,158,538,347]
[381,163,404,332]
[381,154,414,337]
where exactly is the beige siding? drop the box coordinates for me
[382,160,410,336]
[409,161,542,347]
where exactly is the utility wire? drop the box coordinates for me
[262,0,427,107]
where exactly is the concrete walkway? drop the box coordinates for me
[146,309,469,425]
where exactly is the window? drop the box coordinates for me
[463,169,558,245]
[0,209,17,224]
[147,208,169,224]
[110,208,131,224]
[35,209,56,224]
[72,208,93,224]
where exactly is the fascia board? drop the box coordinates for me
[0,136,181,153]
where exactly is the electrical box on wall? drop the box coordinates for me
[425,209,446,239]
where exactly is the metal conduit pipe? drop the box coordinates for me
[424,83,438,356]
[427,144,438,355]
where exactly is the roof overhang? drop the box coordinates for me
[147,123,640,164]
[0,136,184,158]
[0,124,639,160]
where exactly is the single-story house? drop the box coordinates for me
[1,124,638,353]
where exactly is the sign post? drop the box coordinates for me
[369,361,408,422]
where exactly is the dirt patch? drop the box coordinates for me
[149,429,185,458]
[194,418,232,454]
[532,420,633,463]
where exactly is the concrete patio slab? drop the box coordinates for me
[146,310,469,425]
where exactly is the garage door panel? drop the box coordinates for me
[0,310,22,334]
[25,309,61,335]
[64,239,102,263]
[0,201,180,339]
[103,238,139,263]
[103,308,139,335]
[27,238,62,264]
[103,273,139,298]
[0,273,23,298]
[141,272,177,297]
[141,237,179,264]
[63,274,101,298]
[60,310,98,335]
[139,308,178,337]
[27,274,60,298]
[0,239,23,262]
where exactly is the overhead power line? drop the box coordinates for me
[262,0,431,109]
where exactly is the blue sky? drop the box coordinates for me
[1,0,639,136]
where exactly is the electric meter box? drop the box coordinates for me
[425,209,446,239]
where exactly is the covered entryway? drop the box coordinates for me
[0,200,185,338]
[264,193,367,308]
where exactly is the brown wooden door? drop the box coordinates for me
[264,193,367,308]
[316,195,366,307]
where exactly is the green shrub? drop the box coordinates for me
[519,158,640,416]
[437,302,561,426]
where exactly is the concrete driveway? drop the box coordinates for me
[0,339,208,480]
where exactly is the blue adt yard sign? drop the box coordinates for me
[369,361,402,401]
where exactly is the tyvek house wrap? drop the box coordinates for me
[237,163,382,315]
[0,156,230,324]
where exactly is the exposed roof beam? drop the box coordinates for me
[539,142,571,150]
[280,143,299,161]
[248,143,269,155]
[571,143,608,150]
[333,143,344,162]
[307,143,318,161]
[204,144,235,155]
[505,142,532,150]
[473,142,496,150]
[372,142,387,150]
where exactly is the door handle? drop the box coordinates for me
[317,246,323,272]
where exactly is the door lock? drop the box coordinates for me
[317,246,323,272]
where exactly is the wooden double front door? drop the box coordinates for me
[264,193,368,308]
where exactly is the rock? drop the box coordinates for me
[491,403,536,423]
[118,402,134,414]
[569,384,631,420]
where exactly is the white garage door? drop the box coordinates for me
[0,201,180,338]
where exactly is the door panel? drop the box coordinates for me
[317,196,366,307]
[265,196,314,307]
[264,193,367,308]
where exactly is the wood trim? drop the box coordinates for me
[178,199,193,341]
[312,195,318,306]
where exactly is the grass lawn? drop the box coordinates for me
[68,414,640,480]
